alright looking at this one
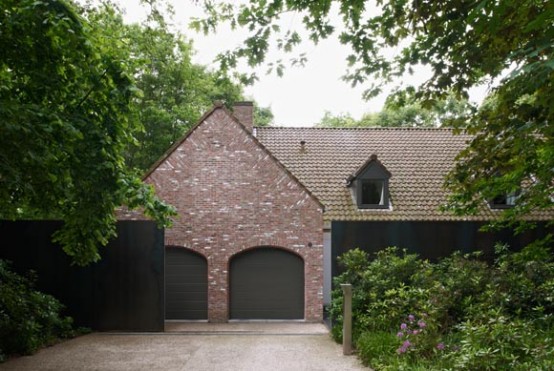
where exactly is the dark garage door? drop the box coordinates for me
[165,247,207,320]
[230,248,304,319]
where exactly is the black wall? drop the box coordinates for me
[0,220,164,332]
[332,221,551,277]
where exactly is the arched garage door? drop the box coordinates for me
[230,247,304,319]
[165,247,207,320]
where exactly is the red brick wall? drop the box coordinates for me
[146,107,324,322]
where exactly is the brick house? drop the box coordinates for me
[136,102,551,323]
[142,102,324,323]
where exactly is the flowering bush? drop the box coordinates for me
[394,314,444,358]
[332,244,554,370]
[329,247,430,340]
[449,312,554,370]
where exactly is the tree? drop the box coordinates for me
[83,3,244,171]
[317,90,473,128]
[192,0,554,232]
[373,90,473,127]
[85,3,275,171]
[317,111,359,128]
[254,105,274,126]
[124,25,245,170]
[0,0,174,265]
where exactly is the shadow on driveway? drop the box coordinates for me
[0,323,367,371]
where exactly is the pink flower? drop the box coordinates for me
[412,330,419,335]
[397,341,411,355]
[408,314,415,322]
[418,320,426,328]
[436,343,445,350]
[396,331,404,338]
[400,323,407,330]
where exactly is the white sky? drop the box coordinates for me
[119,0,489,127]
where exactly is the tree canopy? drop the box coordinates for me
[193,0,554,232]
[123,22,244,171]
[0,0,177,265]
[317,90,473,128]
[0,0,274,265]
[84,3,275,171]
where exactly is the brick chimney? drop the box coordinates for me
[233,101,254,132]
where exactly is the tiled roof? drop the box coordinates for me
[255,127,529,222]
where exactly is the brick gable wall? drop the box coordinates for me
[146,107,324,322]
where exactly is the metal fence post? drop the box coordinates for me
[341,283,353,355]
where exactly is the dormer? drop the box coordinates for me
[347,154,391,209]
[489,191,519,209]
[487,172,520,209]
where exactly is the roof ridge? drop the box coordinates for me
[255,126,455,131]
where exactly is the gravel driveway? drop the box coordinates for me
[0,323,367,371]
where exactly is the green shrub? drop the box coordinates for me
[356,331,398,367]
[329,247,431,340]
[489,243,554,318]
[330,243,554,370]
[449,311,554,370]
[426,251,491,328]
[365,285,433,333]
[356,324,456,371]
[0,260,77,359]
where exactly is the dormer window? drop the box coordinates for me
[348,154,391,209]
[489,191,518,209]
[361,180,386,206]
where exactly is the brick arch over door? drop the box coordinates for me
[165,246,208,320]
[229,246,304,319]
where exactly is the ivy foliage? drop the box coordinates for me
[193,0,554,232]
[0,0,175,265]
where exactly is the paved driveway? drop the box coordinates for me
[0,323,367,371]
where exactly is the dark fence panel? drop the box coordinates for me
[0,220,164,332]
[331,221,551,277]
